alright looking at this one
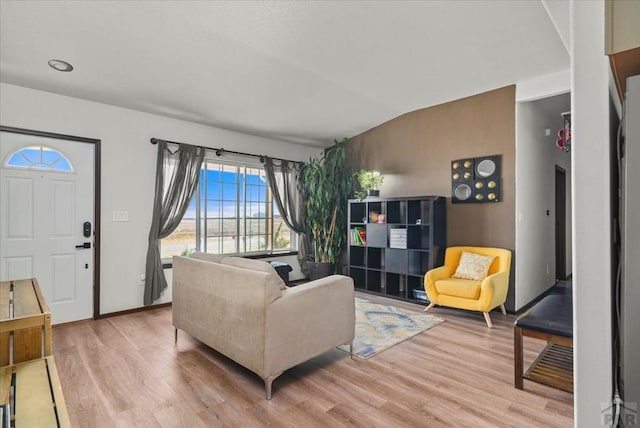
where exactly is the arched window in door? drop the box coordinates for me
[4,145,73,172]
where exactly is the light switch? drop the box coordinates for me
[112,211,129,222]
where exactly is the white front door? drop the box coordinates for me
[0,131,95,324]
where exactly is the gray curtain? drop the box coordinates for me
[264,157,308,267]
[144,141,204,305]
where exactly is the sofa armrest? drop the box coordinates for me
[264,275,355,376]
[424,266,450,301]
[477,271,510,311]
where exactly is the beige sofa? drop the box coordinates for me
[172,253,355,399]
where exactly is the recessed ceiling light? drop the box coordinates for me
[48,59,74,72]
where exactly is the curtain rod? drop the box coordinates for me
[150,137,303,165]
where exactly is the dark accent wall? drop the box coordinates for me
[348,85,516,309]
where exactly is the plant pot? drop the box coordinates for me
[306,261,334,280]
[367,189,380,197]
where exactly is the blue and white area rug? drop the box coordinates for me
[341,298,445,359]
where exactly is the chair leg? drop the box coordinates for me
[424,302,435,312]
[349,342,354,359]
[500,304,507,315]
[174,328,178,344]
[483,312,493,328]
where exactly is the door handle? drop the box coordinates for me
[75,242,91,249]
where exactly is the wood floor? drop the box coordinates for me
[52,293,573,427]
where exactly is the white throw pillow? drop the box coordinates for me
[452,251,495,282]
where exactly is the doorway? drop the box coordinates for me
[555,165,567,280]
[0,126,100,323]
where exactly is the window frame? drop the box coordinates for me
[4,145,74,172]
[161,154,297,262]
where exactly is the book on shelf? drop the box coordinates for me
[351,226,366,245]
[357,229,366,245]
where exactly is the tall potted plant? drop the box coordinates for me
[299,138,353,279]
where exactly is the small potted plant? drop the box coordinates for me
[355,169,384,200]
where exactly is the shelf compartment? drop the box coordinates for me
[367,201,384,223]
[386,200,407,224]
[349,246,366,267]
[349,267,366,290]
[367,247,384,270]
[350,202,367,223]
[389,227,407,249]
[350,226,367,246]
[408,250,431,276]
[367,270,383,293]
[407,225,430,249]
[408,276,429,303]
[367,223,387,248]
[385,249,408,274]
[385,273,406,298]
[408,199,432,225]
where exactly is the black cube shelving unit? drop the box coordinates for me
[347,195,446,304]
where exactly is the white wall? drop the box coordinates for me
[516,69,571,103]
[571,1,613,425]
[515,93,572,310]
[0,83,320,314]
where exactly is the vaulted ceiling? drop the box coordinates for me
[0,1,569,147]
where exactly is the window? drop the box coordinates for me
[161,158,294,259]
[5,145,73,172]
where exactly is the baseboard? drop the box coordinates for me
[97,302,172,319]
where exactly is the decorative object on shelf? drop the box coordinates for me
[369,211,379,223]
[354,169,384,200]
[556,112,571,152]
[377,214,386,223]
[451,155,501,203]
[299,138,353,279]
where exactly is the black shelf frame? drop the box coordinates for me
[346,196,446,303]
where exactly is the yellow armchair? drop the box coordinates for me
[424,246,512,327]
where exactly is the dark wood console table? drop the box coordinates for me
[514,294,573,392]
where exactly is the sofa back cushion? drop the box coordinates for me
[221,257,287,290]
[190,251,227,264]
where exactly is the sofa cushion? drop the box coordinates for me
[190,252,227,264]
[435,278,482,300]
[221,257,287,290]
[452,251,495,282]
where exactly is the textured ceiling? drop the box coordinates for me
[0,1,569,147]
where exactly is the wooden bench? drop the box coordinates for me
[0,356,70,427]
[0,278,52,366]
[514,294,573,392]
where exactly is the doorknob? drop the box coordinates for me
[75,242,91,249]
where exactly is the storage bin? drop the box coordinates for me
[412,289,428,302]
[389,228,407,249]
